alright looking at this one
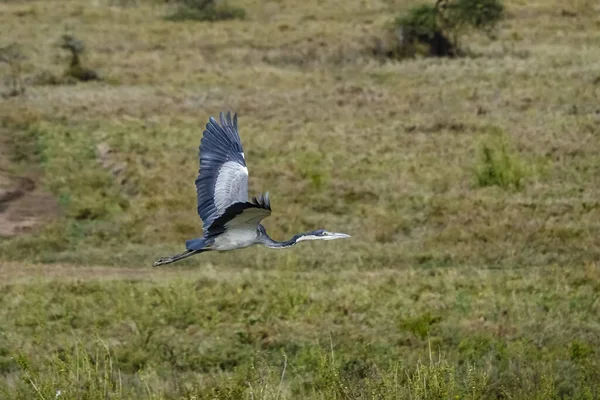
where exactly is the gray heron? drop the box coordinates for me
[153,111,350,267]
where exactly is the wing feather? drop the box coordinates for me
[195,111,248,232]
[205,197,272,239]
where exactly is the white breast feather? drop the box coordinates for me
[212,208,271,251]
[213,228,257,250]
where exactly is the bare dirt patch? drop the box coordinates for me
[0,261,160,284]
[0,133,60,238]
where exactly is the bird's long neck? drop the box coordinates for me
[259,229,302,249]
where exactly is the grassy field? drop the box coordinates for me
[1,0,600,398]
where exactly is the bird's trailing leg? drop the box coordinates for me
[153,249,201,267]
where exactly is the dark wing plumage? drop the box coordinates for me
[250,192,271,211]
[205,192,272,239]
[195,111,249,232]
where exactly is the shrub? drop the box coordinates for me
[390,0,504,58]
[446,0,505,32]
[396,4,439,40]
[393,4,455,57]
[58,35,100,82]
[166,0,246,22]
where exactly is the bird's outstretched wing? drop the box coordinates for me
[195,111,248,232]
[205,192,272,239]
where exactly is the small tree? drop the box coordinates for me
[392,0,504,58]
[445,0,504,33]
[59,35,100,82]
[394,4,455,57]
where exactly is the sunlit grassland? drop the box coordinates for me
[1,0,600,398]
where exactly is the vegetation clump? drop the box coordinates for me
[475,134,527,190]
[388,0,504,58]
[59,35,100,82]
[0,43,26,97]
[166,0,246,22]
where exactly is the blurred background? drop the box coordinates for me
[0,0,599,398]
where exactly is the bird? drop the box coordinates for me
[153,111,350,267]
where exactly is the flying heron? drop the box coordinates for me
[153,111,350,267]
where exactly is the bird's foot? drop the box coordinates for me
[152,249,196,267]
[153,256,173,267]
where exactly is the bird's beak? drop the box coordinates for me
[327,232,351,240]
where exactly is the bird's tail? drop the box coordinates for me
[153,249,204,267]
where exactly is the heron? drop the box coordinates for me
[153,111,350,267]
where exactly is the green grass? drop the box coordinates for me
[1,263,600,399]
[1,0,600,398]
[474,132,528,190]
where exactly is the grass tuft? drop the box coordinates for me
[474,134,527,190]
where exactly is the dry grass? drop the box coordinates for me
[1,0,600,398]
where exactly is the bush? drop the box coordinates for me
[58,35,100,82]
[395,4,439,41]
[166,0,246,22]
[390,0,504,58]
[446,0,505,32]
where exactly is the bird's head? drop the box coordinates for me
[296,229,351,242]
